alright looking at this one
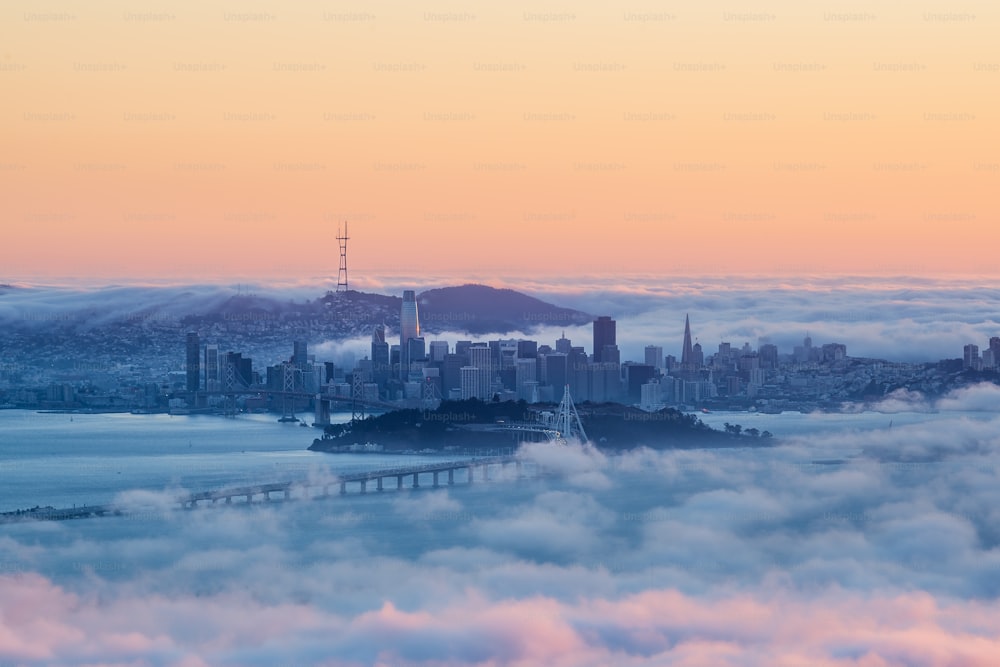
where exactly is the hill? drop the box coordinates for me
[416,284,592,334]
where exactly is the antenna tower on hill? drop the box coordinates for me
[336,221,349,292]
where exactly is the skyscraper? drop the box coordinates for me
[429,340,449,363]
[371,325,390,388]
[462,345,493,399]
[293,341,308,369]
[681,315,694,368]
[399,290,420,380]
[545,353,568,401]
[442,353,465,396]
[555,332,572,354]
[964,344,980,369]
[988,337,1000,370]
[204,344,220,392]
[644,345,664,369]
[406,337,426,377]
[515,357,537,401]
[185,332,200,392]
[691,342,704,368]
[593,316,616,363]
[517,340,538,359]
[758,343,778,369]
[625,363,655,402]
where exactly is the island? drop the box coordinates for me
[309,398,772,454]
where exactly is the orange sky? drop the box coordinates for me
[1,1,997,281]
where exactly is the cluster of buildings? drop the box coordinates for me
[357,298,856,411]
[178,290,859,414]
[8,288,999,415]
[963,337,1000,371]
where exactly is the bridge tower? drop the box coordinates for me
[554,385,588,443]
[223,361,238,418]
[422,376,441,410]
[281,363,298,421]
[351,369,366,424]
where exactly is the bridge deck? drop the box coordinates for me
[0,455,527,524]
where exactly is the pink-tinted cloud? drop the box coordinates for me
[3,574,1000,667]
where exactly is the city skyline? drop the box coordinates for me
[13,291,995,416]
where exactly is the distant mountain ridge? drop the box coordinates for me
[416,284,591,334]
[178,283,591,336]
[0,283,593,339]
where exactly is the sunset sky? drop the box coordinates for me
[2,1,996,281]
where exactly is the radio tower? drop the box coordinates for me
[336,221,349,292]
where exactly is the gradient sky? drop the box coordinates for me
[1,1,997,281]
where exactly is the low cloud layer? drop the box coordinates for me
[846,382,1000,414]
[3,402,1000,664]
[3,573,999,667]
[3,275,997,362]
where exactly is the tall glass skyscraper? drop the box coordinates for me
[371,325,390,388]
[185,332,200,392]
[204,344,220,391]
[593,316,616,363]
[399,290,420,380]
[681,314,694,367]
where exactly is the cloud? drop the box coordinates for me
[4,275,999,363]
[854,387,935,413]
[848,383,1000,414]
[392,489,462,520]
[936,382,1000,412]
[3,574,1000,666]
[111,488,187,516]
[518,440,611,489]
[3,407,1000,664]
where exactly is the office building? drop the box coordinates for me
[964,344,980,369]
[462,345,493,399]
[204,344,220,392]
[691,342,704,369]
[405,336,426,379]
[515,358,537,401]
[644,345,663,369]
[593,316,616,363]
[517,340,538,359]
[821,343,847,363]
[293,340,308,369]
[185,332,200,392]
[555,332,572,354]
[625,363,655,402]
[399,290,420,380]
[545,353,568,401]
[371,325,390,387]
[681,315,694,368]
[601,344,621,366]
[442,353,466,396]
[640,379,661,411]
[758,343,778,369]
[429,340,449,363]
